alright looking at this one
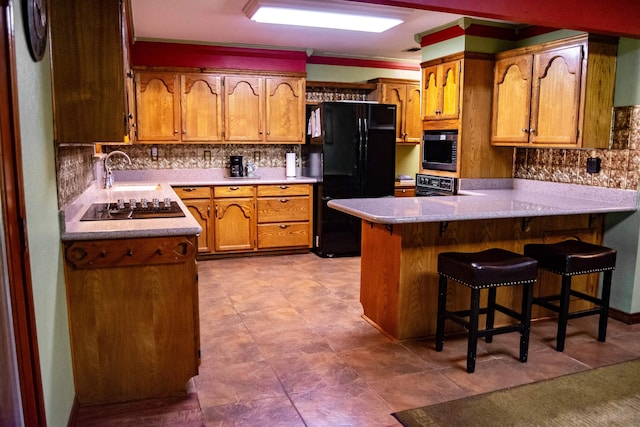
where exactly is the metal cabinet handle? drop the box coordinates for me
[279,224,289,229]
[183,187,196,192]
[279,185,289,189]
[229,186,240,190]
[279,199,289,203]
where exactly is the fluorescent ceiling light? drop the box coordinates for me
[243,0,406,33]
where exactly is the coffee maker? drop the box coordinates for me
[229,155,243,177]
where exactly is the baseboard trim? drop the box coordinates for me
[609,307,640,325]
[67,396,79,427]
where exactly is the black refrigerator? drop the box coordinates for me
[302,102,396,257]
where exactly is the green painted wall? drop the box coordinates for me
[13,1,74,425]
[605,37,640,314]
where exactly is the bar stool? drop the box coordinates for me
[524,240,617,352]
[435,248,538,373]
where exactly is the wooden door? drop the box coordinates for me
[382,83,406,142]
[184,200,212,253]
[181,74,223,142]
[492,55,533,144]
[224,76,263,142]
[530,45,583,145]
[404,84,422,143]
[422,65,440,120]
[439,60,460,120]
[265,77,304,143]
[135,72,180,142]
[214,198,255,251]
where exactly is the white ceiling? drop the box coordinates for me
[129,0,471,64]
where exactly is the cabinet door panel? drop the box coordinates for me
[440,61,460,119]
[185,200,212,253]
[422,66,439,120]
[405,84,422,143]
[224,76,263,142]
[530,45,583,145]
[214,199,255,251]
[182,74,223,142]
[492,56,533,143]
[135,73,180,141]
[265,77,304,143]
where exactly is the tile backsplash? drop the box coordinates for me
[514,106,640,190]
[56,106,640,208]
[56,143,299,207]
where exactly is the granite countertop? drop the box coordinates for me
[328,179,639,224]
[60,168,317,241]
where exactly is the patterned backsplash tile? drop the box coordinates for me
[514,105,640,190]
[57,106,640,208]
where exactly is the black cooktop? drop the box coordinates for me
[80,201,185,221]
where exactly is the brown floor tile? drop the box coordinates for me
[73,253,640,426]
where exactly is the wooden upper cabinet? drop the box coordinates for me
[265,77,305,143]
[492,55,533,144]
[135,72,180,142]
[369,79,421,144]
[531,45,583,144]
[492,34,618,148]
[422,60,460,121]
[181,74,223,142]
[224,76,264,142]
[50,0,133,144]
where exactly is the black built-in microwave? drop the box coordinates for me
[422,130,458,172]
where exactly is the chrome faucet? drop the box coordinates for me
[104,150,132,189]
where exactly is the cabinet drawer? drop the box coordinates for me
[173,186,211,199]
[257,197,309,223]
[257,184,310,197]
[214,185,255,198]
[394,188,415,197]
[257,223,309,248]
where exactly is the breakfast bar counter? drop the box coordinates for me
[328,179,638,340]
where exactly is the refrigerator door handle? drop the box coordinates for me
[362,118,369,191]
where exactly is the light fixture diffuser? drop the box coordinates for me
[243,0,407,33]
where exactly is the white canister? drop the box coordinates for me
[286,152,296,177]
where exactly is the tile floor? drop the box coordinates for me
[74,253,640,426]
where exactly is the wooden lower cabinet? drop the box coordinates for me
[175,184,313,255]
[360,214,604,340]
[63,236,200,404]
[256,184,313,249]
[174,186,213,253]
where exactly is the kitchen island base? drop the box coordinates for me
[360,215,604,341]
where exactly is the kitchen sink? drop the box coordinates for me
[110,183,162,192]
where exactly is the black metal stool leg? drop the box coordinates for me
[485,287,496,343]
[556,274,572,352]
[519,282,534,363]
[467,287,481,373]
[435,274,447,352]
[598,270,613,342]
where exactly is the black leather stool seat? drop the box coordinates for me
[436,248,538,373]
[439,248,540,288]
[524,240,616,276]
[524,240,616,352]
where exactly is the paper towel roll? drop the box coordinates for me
[286,152,296,177]
[309,152,321,177]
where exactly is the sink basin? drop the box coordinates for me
[110,184,162,192]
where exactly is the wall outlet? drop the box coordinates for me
[204,150,211,161]
[151,145,158,161]
[586,157,601,174]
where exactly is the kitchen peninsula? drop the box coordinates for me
[328,179,638,341]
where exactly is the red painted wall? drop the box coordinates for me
[347,0,640,38]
